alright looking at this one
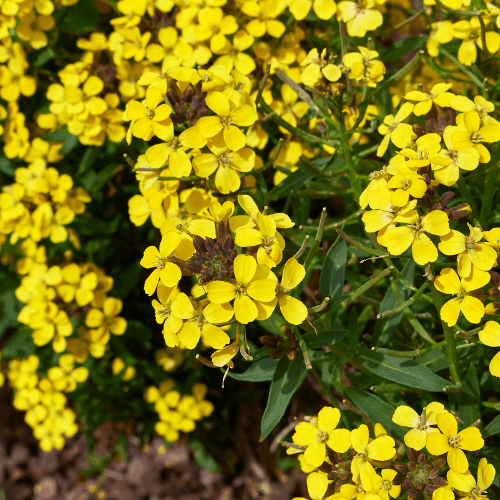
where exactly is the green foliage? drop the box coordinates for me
[260,355,308,441]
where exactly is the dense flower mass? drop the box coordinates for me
[287,404,491,500]
[0,0,500,488]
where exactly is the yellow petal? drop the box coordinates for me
[304,442,326,468]
[278,295,307,325]
[207,281,236,304]
[234,294,258,324]
[234,254,257,284]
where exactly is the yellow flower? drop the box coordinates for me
[171,293,233,349]
[371,469,401,500]
[57,264,98,306]
[387,172,427,207]
[196,91,256,151]
[153,285,183,347]
[126,86,173,140]
[207,254,277,324]
[433,125,480,186]
[144,125,206,176]
[362,200,417,234]
[300,48,341,87]
[235,213,285,268]
[350,424,395,488]
[122,27,151,61]
[289,0,336,20]
[229,194,294,232]
[427,21,454,57]
[404,83,454,116]
[383,210,450,266]
[292,407,351,467]
[426,411,484,473]
[438,223,498,279]
[336,0,383,38]
[359,167,391,210]
[392,402,446,450]
[192,134,255,193]
[112,358,136,381]
[271,83,310,134]
[343,47,385,88]
[434,267,489,327]
[447,458,495,499]
[194,7,238,53]
[452,110,500,163]
[377,103,415,157]
[478,321,500,377]
[453,18,500,66]
[276,257,309,325]
[16,11,55,49]
[47,354,89,392]
[241,0,286,38]
[140,231,184,295]
[84,297,127,337]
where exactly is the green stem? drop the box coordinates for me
[434,0,482,16]
[259,101,338,147]
[430,282,462,387]
[293,328,312,370]
[341,267,393,308]
[440,48,484,89]
[376,9,424,37]
[303,208,328,270]
[457,175,478,216]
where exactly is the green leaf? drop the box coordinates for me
[319,239,347,299]
[418,349,449,373]
[357,348,449,392]
[0,272,21,339]
[0,157,15,177]
[303,330,347,349]
[483,414,500,437]
[348,307,359,347]
[459,363,481,426]
[189,438,221,474]
[2,327,36,358]
[268,168,314,201]
[58,0,99,33]
[374,260,414,346]
[344,387,404,440]
[258,313,286,335]
[79,146,102,173]
[251,347,273,362]
[379,37,422,63]
[229,358,279,382]
[322,353,349,387]
[31,47,56,68]
[260,355,307,440]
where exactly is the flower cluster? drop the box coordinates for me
[144,380,214,443]
[361,89,500,378]
[139,194,311,369]
[288,403,492,500]
[6,354,83,452]
[16,254,126,355]
[0,155,90,244]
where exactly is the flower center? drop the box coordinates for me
[448,434,462,448]
[381,480,391,490]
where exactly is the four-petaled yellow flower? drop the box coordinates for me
[292,406,351,467]
[434,267,489,327]
[207,254,277,324]
[383,210,450,266]
[392,402,446,450]
[426,411,484,473]
[140,231,183,295]
[196,91,256,151]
